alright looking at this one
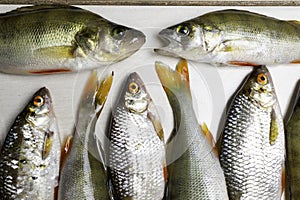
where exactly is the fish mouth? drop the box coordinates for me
[154,29,182,57]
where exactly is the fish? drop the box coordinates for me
[155,60,228,199]
[0,87,61,199]
[218,66,285,199]
[0,5,145,75]
[155,9,300,66]
[108,72,166,199]
[58,71,113,200]
[285,82,300,200]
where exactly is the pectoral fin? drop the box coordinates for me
[270,108,279,145]
[95,72,114,107]
[60,136,73,168]
[42,130,54,160]
[35,46,75,59]
[148,102,164,141]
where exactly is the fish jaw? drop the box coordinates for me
[92,27,146,64]
[155,25,208,61]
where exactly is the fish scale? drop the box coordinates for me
[219,71,285,200]
[155,61,228,200]
[108,72,165,200]
[0,87,60,200]
[109,106,165,199]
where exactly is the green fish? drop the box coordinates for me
[0,5,145,75]
[58,71,113,200]
[0,87,61,200]
[155,9,300,66]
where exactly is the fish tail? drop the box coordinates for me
[155,60,190,96]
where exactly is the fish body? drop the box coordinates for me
[219,66,285,199]
[285,83,300,200]
[0,87,61,200]
[155,9,300,66]
[108,72,165,200]
[0,5,145,75]
[155,61,228,200]
[58,72,113,200]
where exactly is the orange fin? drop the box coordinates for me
[60,136,74,169]
[228,61,260,67]
[176,59,189,83]
[29,68,72,74]
[163,165,168,183]
[175,59,192,99]
[42,130,54,160]
[200,123,218,157]
[291,59,300,64]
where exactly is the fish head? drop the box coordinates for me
[117,72,150,114]
[242,66,277,108]
[76,22,145,63]
[26,87,53,127]
[155,21,207,61]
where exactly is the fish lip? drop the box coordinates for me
[154,29,182,56]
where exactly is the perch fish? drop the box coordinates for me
[0,87,61,200]
[108,72,166,200]
[218,66,285,199]
[155,9,300,66]
[155,60,228,200]
[58,71,113,199]
[0,5,145,75]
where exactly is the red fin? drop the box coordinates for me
[200,123,218,157]
[291,59,300,64]
[163,166,168,183]
[228,61,260,67]
[29,68,72,74]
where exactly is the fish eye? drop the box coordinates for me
[33,96,44,107]
[129,82,139,94]
[176,25,191,36]
[257,73,268,85]
[112,26,127,38]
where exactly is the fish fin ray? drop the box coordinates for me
[42,130,54,160]
[148,102,164,141]
[60,135,73,169]
[270,108,280,145]
[175,59,192,99]
[200,122,218,157]
[228,61,260,67]
[290,59,300,64]
[34,46,75,59]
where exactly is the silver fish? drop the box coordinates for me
[0,5,145,75]
[58,71,113,200]
[155,60,228,200]
[219,66,285,199]
[108,72,166,200]
[155,9,300,66]
[0,87,61,200]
